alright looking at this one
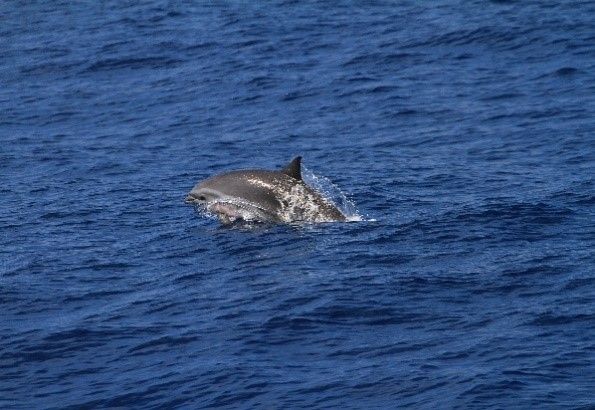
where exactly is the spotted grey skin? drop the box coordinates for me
[185,157,346,224]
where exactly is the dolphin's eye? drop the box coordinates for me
[198,195,207,201]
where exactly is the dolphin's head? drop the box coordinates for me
[185,173,281,223]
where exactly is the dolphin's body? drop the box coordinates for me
[185,157,346,224]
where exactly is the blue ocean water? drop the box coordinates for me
[1,0,594,408]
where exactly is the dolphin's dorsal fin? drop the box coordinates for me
[282,156,302,180]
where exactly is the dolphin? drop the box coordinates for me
[185,157,346,224]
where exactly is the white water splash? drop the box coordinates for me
[302,166,363,222]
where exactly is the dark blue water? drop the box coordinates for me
[2,1,594,408]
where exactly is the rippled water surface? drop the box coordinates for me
[2,1,594,408]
